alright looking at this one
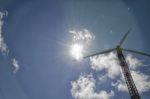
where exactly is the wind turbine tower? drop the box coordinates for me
[84,29,150,99]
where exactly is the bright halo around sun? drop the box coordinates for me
[70,43,83,60]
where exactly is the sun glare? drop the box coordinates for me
[70,43,83,60]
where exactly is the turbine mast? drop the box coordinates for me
[116,46,141,99]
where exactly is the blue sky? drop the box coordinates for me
[0,0,150,99]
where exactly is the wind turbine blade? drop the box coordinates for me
[118,28,132,47]
[122,48,150,57]
[83,48,116,58]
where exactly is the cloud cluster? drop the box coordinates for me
[90,52,150,94]
[71,74,114,99]
[11,58,20,74]
[90,52,121,79]
[69,29,95,43]
[0,11,20,73]
[0,12,8,55]
[112,70,150,94]
[126,54,144,70]
[0,12,20,73]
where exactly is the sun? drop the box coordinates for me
[70,43,83,60]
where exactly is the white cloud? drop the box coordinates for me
[0,11,19,74]
[111,76,128,92]
[126,54,144,70]
[69,29,95,43]
[111,54,150,94]
[90,52,121,79]
[71,74,114,99]
[89,51,150,94]
[0,11,8,55]
[11,58,20,73]
[113,70,150,94]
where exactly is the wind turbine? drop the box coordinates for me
[84,29,150,99]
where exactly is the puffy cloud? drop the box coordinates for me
[126,54,144,70]
[0,11,20,74]
[90,52,121,79]
[0,12,19,74]
[90,51,150,94]
[11,58,20,73]
[71,74,114,99]
[69,29,95,43]
[111,75,128,92]
[113,70,150,94]
[0,11,8,55]
[111,54,150,94]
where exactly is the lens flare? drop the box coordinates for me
[70,43,83,60]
